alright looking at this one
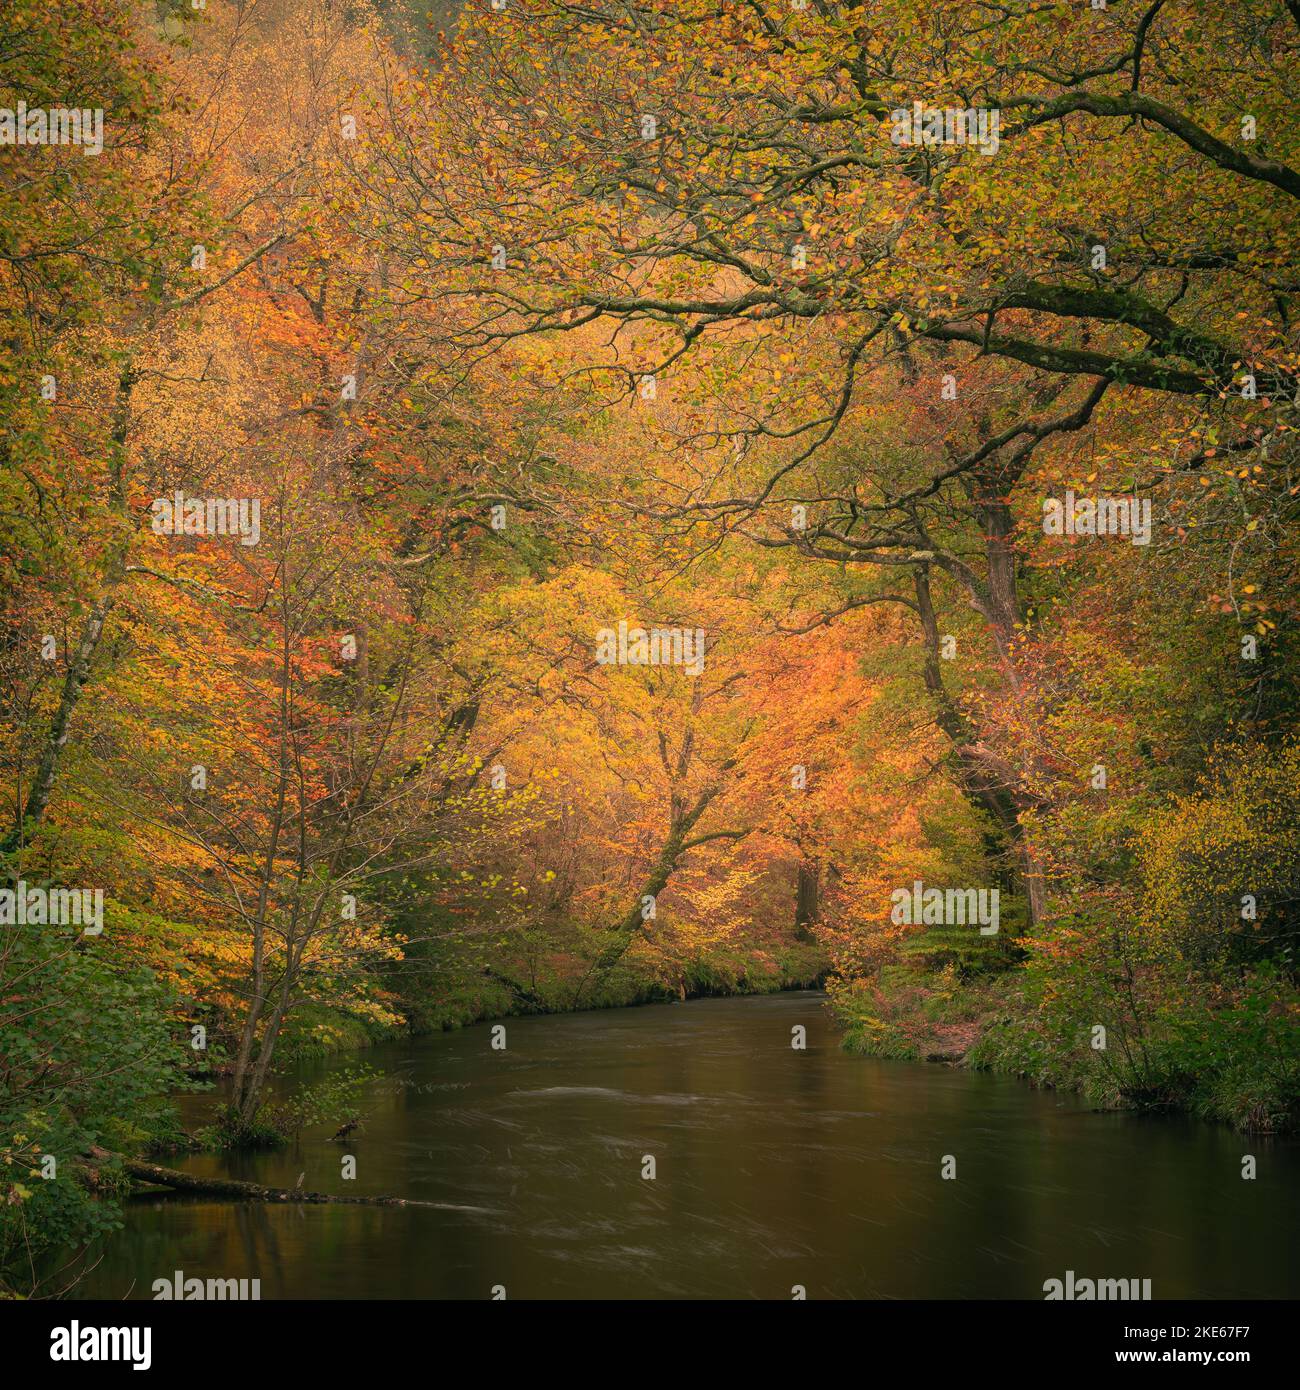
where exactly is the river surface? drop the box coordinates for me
[81,992,1298,1299]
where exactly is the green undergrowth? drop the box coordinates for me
[831,961,1300,1133]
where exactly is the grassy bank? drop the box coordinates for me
[271,940,830,1064]
[832,964,1300,1134]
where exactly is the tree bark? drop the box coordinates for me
[795,859,819,939]
[1,593,115,859]
[1,361,137,861]
[913,565,1046,926]
[89,1149,473,1210]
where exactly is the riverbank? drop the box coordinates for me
[832,964,1300,1135]
[271,941,830,1065]
[237,938,1298,1140]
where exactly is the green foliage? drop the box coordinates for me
[967,932,1300,1132]
[0,929,191,1295]
[896,913,1026,978]
[1,1124,131,1297]
[832,963,1010,1061]
[202,1065,381,1151]
[271,1067,380,1136]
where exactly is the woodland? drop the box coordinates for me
[1,0,1298,1297]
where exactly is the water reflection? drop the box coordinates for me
[80,993,1299,1299]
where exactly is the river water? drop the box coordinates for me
[81,992,1297,1299]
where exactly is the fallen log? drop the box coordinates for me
[87,1147,485,1211]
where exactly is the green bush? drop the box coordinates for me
[1,928,192,1296]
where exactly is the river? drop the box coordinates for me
[80,992,1298,1299]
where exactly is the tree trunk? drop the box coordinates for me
[1,361,137,862]
[88,1148,477,1210]
[913,565,1046,926]
[570,775,743,1006]
[1,592,115,859]
[794,859,819,939]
